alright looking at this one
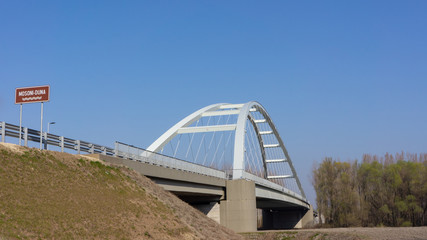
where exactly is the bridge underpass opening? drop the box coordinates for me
[256,198,311,230]
[147,176,225,225]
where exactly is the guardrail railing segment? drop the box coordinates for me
[0,121,114,155]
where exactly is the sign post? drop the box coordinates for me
[15,85,50,149]
[19,104,22,145]
[40,102,44,149]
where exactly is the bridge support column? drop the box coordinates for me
[220,179,257,232]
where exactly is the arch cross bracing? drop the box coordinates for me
[147,101,306,199]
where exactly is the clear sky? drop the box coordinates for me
[1,1,427,206]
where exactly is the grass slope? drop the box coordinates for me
[0,143,242,240]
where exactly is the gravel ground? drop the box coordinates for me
[299,227,427,240]
[243,227,427,240]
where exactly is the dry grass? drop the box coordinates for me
[242,227,427,240]
[0,143,242,240]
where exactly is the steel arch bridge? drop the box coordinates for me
[147,101,306,200]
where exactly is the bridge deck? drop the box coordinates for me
[90,154,309,210]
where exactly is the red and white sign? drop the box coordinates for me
[15,85,50,104]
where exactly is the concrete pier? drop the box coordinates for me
[220,179,257,232]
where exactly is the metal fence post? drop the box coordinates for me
[24,127,28,147]
[76,140,80,154]
[89,144,94,154]
[60,136,64,152]
[1,122,5,142]
[44,132,48,150]
[114,141,119,157]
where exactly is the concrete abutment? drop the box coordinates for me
[89,154,314,232]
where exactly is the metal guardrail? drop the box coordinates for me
[0,121,114,155]
[115,141,227,179]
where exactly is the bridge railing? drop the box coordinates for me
[0,121,115,155]
[241,171,308,203]
[115,141,227,179]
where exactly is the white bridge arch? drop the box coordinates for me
[147,101,306,199]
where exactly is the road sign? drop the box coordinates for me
[15,85,50,104]
[15,85,50,149]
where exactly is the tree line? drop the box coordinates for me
[313,152,427,227]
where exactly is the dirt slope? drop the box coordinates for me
[0,143,243,240]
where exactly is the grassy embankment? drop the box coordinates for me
[0,143,242,240]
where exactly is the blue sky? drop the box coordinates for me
[1,1,427,206]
